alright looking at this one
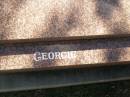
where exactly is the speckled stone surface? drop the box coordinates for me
[0,38,130,72]
[0,0,130,41]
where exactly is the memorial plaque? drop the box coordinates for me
[0,0,130,72]
[0,38,130,72]
[0,0,130,43]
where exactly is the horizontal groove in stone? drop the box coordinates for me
[0,38,130,72]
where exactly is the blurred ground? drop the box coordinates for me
[0,80,129,97]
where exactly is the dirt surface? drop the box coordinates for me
[0,80,130,97]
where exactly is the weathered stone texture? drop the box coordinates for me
[0,0,130,41]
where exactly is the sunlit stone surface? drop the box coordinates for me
[0,0,130,41]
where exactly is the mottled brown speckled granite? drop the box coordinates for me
[0,0,130,42]
[0,38,130,72]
